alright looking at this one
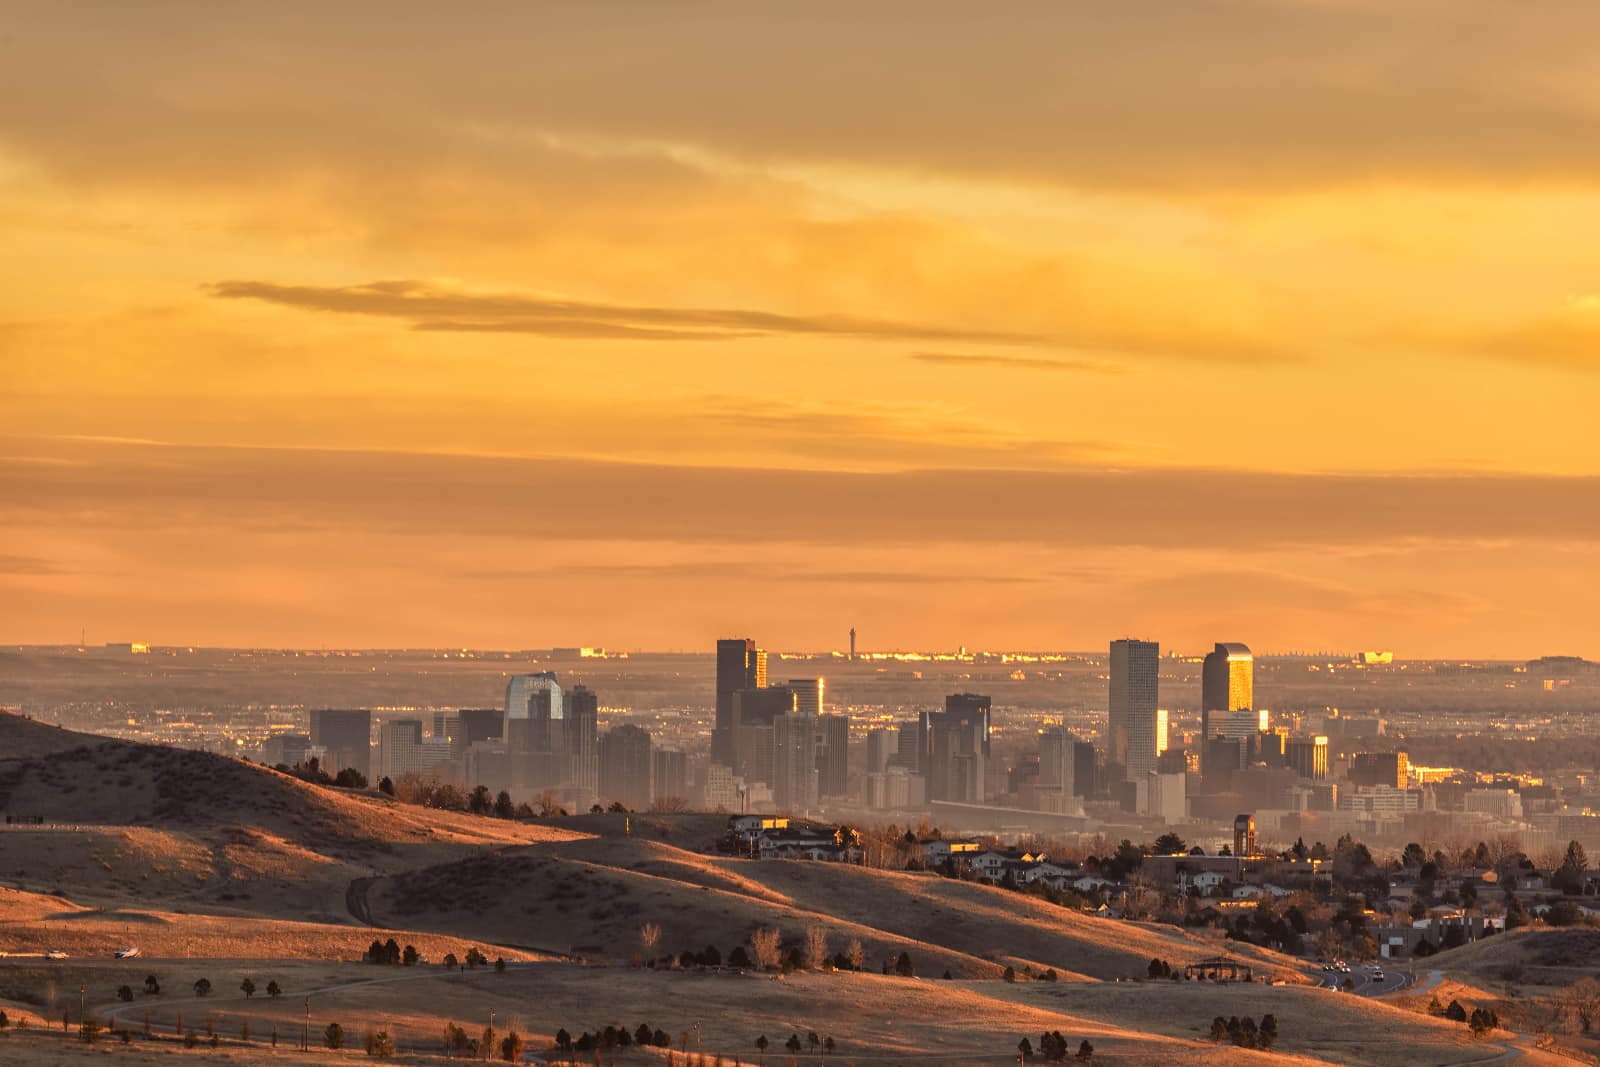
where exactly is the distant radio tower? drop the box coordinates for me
[849,627,856,661]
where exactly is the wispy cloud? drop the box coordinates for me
[0,554,63,576]
[210,279,1043,346]
[5,438,1596,551]
[458,561,1035,585]
[1462,296,1600,371]
[910,351,1121,374]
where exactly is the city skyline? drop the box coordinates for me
[3,9,1598,1061]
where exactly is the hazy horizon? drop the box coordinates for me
[0,638,1581,665]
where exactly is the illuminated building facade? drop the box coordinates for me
[1202,642,1253,776]
[1110,638,1160,782]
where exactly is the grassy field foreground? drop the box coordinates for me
[0,958,1549,1067]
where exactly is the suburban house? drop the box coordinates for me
[920,839,982,866]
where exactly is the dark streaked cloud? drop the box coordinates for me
[409,320,753,341]
[1461,301,1600,371]
[4,437,1596,551]
[209,279,1043,346]
[458,561,1034,585]
[0,554,62,576]
[911,352,1121,374]
[5,4,1600,191]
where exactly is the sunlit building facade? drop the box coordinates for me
[1201,642,1253,776]
[1110,639,1160,782]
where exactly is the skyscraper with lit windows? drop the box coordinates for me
[1201,642,1253,775]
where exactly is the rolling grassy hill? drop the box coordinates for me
[1,713,1560,1066]
[368,833,1303,981]
[1425,926,1600,990]
[0,711,584,913]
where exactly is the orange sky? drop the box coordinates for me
[3,3,1598,656]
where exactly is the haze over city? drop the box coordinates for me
[4,5,1600,1067]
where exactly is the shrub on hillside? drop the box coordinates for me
[443,1022,471,1056]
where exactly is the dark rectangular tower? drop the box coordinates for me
[713,638,763,765]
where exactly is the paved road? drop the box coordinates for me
[1309,964,1414,997]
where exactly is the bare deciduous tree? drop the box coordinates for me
[845,938,864,971]
[804,926,829,970]
[750,928,782,970]
[639,922,662,959]
[1562,978,1600,1034]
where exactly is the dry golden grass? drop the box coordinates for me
[0,711,583,850]
[0,894,534,964]
[1,961,1520,1067]
[371,843,1013,979]
[369,834,1303,985]
[1430,927,1600,991]
[994,978,1519,1067]
[0,717,1556,1065]
[0,711,589,921]
[708,852,1299,980]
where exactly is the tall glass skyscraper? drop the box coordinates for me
[504,672,565,789]
[786,677,824,716]
[1201,642,1253,775]
[1109,639,1160,782]
[566,683,600,803]
[713,638,765,765]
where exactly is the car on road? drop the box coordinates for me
[45,950,68,960]
[114,947,141,959]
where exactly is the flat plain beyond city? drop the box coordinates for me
[6,3,1600,1064]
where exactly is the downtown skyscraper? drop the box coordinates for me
[1201,642,1253,775]
[713,638,766,765]
[919,693,991,803]
[1108,639,1160,782]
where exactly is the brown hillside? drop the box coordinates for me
[1429,926,1600,988]
[0,711,587,911]
[0,714,107,761]
[702,849,1300,980]
[368,843,1019,978]
[369,835,1303,982]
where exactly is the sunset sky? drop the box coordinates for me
[3,3,1598,656]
